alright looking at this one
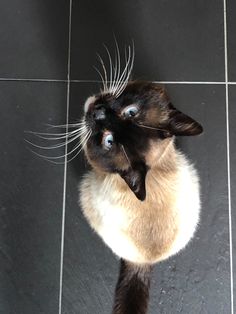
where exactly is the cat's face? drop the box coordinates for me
[82,81,203,200]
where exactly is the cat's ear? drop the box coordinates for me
[119,162,147,201]
[167,104,203,136]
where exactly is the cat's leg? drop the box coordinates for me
[112,259,153,314]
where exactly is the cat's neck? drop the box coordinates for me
[145,137,177,172]
[93,137,178,185]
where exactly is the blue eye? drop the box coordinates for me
[122,105,139,118]
[103,133,113,150]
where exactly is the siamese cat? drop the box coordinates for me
[25,44,202,313]
[79,49,203,313]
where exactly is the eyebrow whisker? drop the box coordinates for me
[103,44,114,93]
[114,45,131,96]
[116,41,135,98]
[115,44,134,98]
[121,144,131,167]
[112,38,121,95]
[94,65,107,93]
[136,123,168,132]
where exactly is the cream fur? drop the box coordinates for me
[84,95,96,113]
[79,140,200,264]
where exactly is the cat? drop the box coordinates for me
[25,42,202,314]
[79,60,203,313]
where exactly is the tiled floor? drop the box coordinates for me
[0,1,234,314]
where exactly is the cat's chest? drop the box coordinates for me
[92,198,130,229]
[87,171,176,232]
[89,176,175,239]
[80,165,200,263]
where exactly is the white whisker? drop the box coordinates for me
[96,53,109,92]
[116,43,135,97]
[24,131,84,150]
[136,123,167,132]
[79,129,92,147]
[121,144,131,167]
[25,128,84,139]
[114,45,131,97]
[27,129,91,161]
[98,53,109,92]
[118,43,135,96]
[80,129,92,147]
[94,41,135,97]
[112,38,121,95]
[94,65,106,92]
[103,44,114,92]
[66,130,92,163]
[67,130,91,157]
[26,148,66,165]
[46,121,85,128]
[111,50,117,93]
[27,133,75,141]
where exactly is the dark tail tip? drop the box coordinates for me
[112,259,153,314]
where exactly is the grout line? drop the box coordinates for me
[59,1,73,314]
[71,80,231,85]
[223,0,234,313]
[0,78,68,82]
[152,81,226,85]
[71,80,236,85]
[1,77,236,85]
[71,79,102,83]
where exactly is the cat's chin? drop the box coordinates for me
[133,189,146,201]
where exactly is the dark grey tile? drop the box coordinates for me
[62,83,230,313]
[149,84,230,314]
[227,0,236,81]
[229,86,236,312]
[0,1,69,79]
[71,0,224,82]
[0,82,67,314]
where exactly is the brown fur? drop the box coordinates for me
[112,260,152,314]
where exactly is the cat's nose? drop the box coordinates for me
[93,106,106,121]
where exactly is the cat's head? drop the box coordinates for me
[82,81,203,201]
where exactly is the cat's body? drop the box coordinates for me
[78,77,203,314]
[80,139,200,265]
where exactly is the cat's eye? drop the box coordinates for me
[103,132,114,150]
[122,104,139,118]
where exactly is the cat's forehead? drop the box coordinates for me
[84,82,164,114]
[83,82,171,139]
[84,93,127,113]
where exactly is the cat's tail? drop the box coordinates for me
[112,259,153,314]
